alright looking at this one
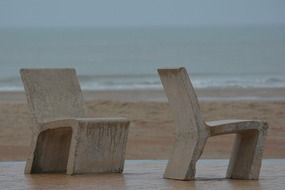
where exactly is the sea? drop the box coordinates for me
[0,25,285,91]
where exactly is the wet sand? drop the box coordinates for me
[1,160,284,190]
[2,87,285,103]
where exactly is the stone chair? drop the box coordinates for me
[20,68,129,175]
[158,67,268,180]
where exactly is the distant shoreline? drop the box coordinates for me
[1,87,285,103]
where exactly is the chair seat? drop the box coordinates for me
[39,117,129,130]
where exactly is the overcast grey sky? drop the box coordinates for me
[0,0,285,27]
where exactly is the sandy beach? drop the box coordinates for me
[0,88,285,161]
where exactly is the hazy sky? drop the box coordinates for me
[0,0,285,27]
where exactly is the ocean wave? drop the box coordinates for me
[0,74,285,91]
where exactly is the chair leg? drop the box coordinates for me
[164,137,207,180]
[226,127,267,179]
[26,127,72,173]
[25,132,39,174]
[67,121,129,174]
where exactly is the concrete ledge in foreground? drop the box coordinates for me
[0,160,284,190]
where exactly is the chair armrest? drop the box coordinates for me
[39,117,129,131]
[206,120,268,136]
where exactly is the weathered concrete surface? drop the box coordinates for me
[70,118,129,174]
[20,69,86,124]
[0,160,284,190]
[158,68,268,180]
[20,69,129,174]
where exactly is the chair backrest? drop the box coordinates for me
[20,68,86,123]
[158,67,206,137]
